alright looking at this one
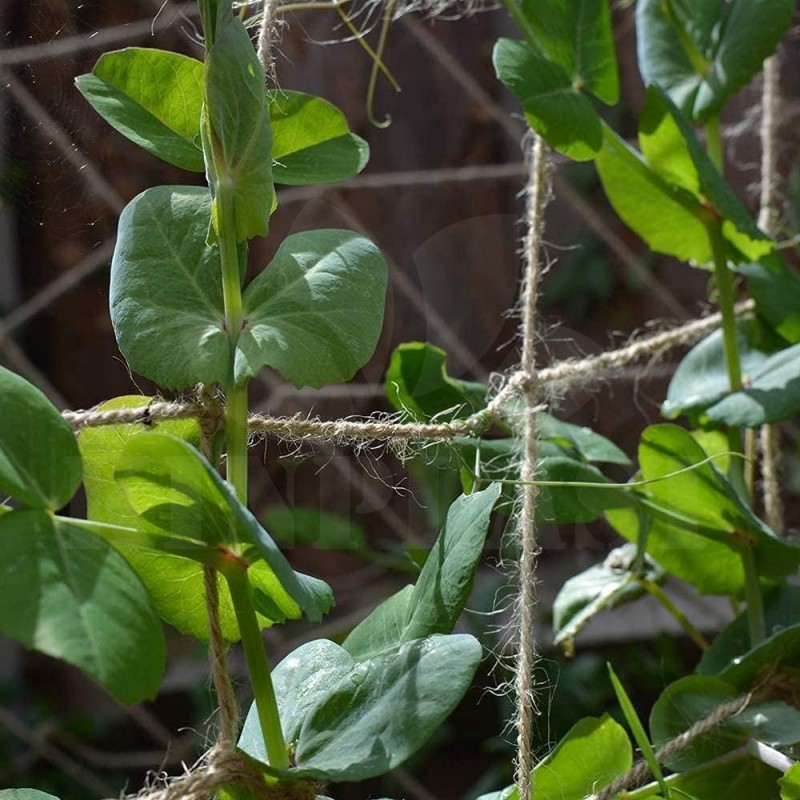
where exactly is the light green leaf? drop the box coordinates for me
[237,229,388,388]
[240,634,482,781]
[110,186,231,390]
[0,792,61,800]
[384,342,487,422]
[75,48,205,171]
[651,675,800,771]
[263,506,366,550]
[537,412,630,464]
[268,90,369,186]
[116,432,333,624]
[637,0,794,122]
[663,322,773,421]
[203,7,274,240]
[343,484,500,659]
[0,509,165,704]
[493,38,602,161]
[0,365,81,510]
[519,0,619,104]
[477,715,632,800]
[553,544,663,648]
[780,762,800,799]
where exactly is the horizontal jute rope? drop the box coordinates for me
[61,297,755,441]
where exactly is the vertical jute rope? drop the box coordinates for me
[513,133,551,800]
[257,0,279,81]
[758,54,784,534]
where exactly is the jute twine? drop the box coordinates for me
[758,53,784,535]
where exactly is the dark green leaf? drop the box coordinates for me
[519,0,619,104]
[116,433,333,624]
[663,321,772,421]
[537,412,630,464]
[0,365,81,510]
[75,48,205,171]
[493,38,602,161]
[476,715,632,800]
[650,675,800,771]
[384,342,486,422]
[237,229,387,388]
[262,507,366,550]
[268,91,369,186]
[343,484,500,659]
[739,258,800,344]
[637,0,794,122]
[240,634,482,781]
[553,544,663,648]
[0,509,165,704]
[203,7,273,240]
[703,342,800,427]
[670,755,782,800]
[0,792,61,800]
[110,186,231,389]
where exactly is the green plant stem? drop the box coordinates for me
[225,562,289,770]
[636,577,710,652]
[499,0,539,46]
[216,172,250,505]
[740,545,766,647]
[705,116,723,173]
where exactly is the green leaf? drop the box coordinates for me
[493,38,602,161]
[780,763,800,800]
[519,0,619,104]
[537,412,630,464]
[637,424,800,579]
[343,484,501,659]
[239,634,482,781]
[662,321,773,421]
[384,342,487,422]
[237,229,388,388]
[477,715,632,800]
[110,186,231,389]
[637,0,794,122]
[75,48,205,171]
[268,91,369,186]
[0,792,61,800]
[553,544,663,649]
[0,509,165,704]
[262,507,366,550]
[80,400,329,641]
[650,675,800,771]
[739,258,800,344]
[0,365,81,510]
[203,7,274,240]
[701,342,800,427]
[116,432,333,624]
[669,755,782,800]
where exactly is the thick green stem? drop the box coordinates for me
[705,116,724,173]
[225,562,289,769]
[216,172,250,505]
[740,546,766,647]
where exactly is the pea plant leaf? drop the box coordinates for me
[493,38,602,161]
[637,0,794,122]
[384,342,487,422]
[0,365,81,510]
[0,791,61,800]
[75,48,205,172]
[237,229,388,388]
[80,399,330,640]
[519,0,619,104]
[343,483,501,659]
[268,90,369,186]
[476,715,632,800]
[239,634,482,782]
[116,432,334,624]
[202,0,274,240]
[739,258,800,345]
[110,186,231,390]
[262,506,367,551]
[0,509,165,705]
[650,675,800,771]
[780,762,800,800]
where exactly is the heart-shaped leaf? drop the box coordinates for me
[637,0,794,122]
[236,229,388,388]
[75,48,205,171]
[240,634,481,781]
[268,90,369,186]
[0,509,165,704]
[0,365,81,510]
